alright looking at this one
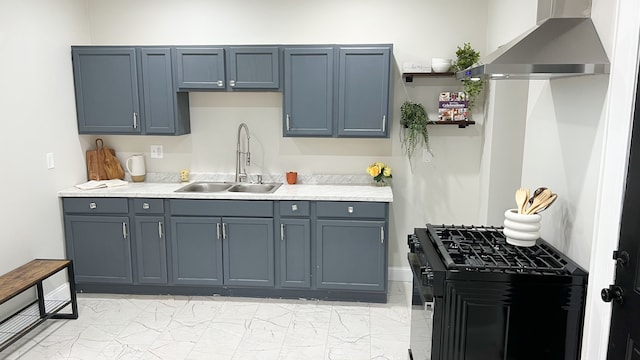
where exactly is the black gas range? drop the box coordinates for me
[408,224,588,360]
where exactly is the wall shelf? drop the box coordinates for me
[402,72,455,82]
[427,120,475,128]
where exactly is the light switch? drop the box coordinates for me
[46,152,55,169]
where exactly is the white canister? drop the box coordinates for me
[503,209,541,247]
[126,154,146,182]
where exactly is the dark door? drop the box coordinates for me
[607,61,640,358]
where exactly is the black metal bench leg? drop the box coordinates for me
[51,261,79,320]
[36,282,46,318]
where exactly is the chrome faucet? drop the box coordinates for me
[235,123,250,182]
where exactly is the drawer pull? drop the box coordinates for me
[229,80,236,87]
[291,204,298,212]
[217,80,224,87]
[347,206,354,214]
[89,202,97,209]
[142,202,150,210]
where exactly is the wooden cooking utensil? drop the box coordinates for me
[515,188,529,214]
[528,187,548,205]
[526,190,554,214]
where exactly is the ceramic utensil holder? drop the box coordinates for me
[286,172,297,184]
[503,209,541,247]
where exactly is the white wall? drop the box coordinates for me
[0,0,90,314]
[85,0,490,270]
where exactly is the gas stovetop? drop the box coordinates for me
[426,224,571,275]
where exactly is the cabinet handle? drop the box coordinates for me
[229,80,236,87]
[216,223,221,240]
[142,202,150,210]
[280,223,285,241]
[89,202,97,209]
[347,206,354,214]
[158,222,163,238]
[222,223,227,239]
[217,80,224,87]
[382,115,386,132]
[286,114,290,131]
[133,112,138,129]
[122,222,128,239]
[380,226,384,244]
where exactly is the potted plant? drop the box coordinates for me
[452,43,484,109]
[400,101,430,159]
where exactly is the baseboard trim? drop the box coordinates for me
[47,283,70,301]
[388,266,411,282]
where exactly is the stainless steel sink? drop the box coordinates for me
[175,182,233,193]
[227,183,282,193]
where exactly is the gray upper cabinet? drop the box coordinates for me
[175,47,226,90]
[72,48,140,134]
[227,47,279,90]
[282,45,392,138]
[337,47,391,137]
[72,46,190,135]
[283,47,334,136]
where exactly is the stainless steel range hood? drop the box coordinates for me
[457,0,610,80]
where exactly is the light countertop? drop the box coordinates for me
[57,182,393,202]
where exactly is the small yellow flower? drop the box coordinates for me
[367,164,381,177]
[383,166,391,177]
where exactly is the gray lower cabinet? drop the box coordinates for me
[71,46,190,135]
[279,218,311,288]
[169,199,275,287]
[170,217,223,285]
[63,198,133,284]
[134,216,168,284]
[315,201,388,292]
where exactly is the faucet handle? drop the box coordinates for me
[256,175,263,184]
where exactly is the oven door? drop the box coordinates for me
[408,253,435,360]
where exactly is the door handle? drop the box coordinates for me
[133,112,138,129]
[122,222,128,239]
[286,114,291,131]
[222,223,227,239]
[280,223,285,241]
[216,223,221,240]
[158,222,163,238]
[601,285,624,303]
[613,250,630,267]
[380,226,384,244]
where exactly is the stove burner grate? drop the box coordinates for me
[428,224,569,274]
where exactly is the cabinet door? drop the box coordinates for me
[337,47,391,137]
[134,216,167,284]
[279,218,311,288]
[283,47,334,136]
[140,48,176,134]
[72,47,141,134]
[170,217,223,285]
[175,47,226,90]
[223,217,274,287]
[227,47,279,89]
[64,215,133,284]
[316,219,386,291]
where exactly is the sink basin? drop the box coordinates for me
[227,183,282,193]
[175,182,233,193]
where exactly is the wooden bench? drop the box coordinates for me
[0,259,78,352]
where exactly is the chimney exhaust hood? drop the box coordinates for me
[457,0,610,80]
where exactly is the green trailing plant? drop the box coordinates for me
[400,101,430,159]
[452,42,484,109]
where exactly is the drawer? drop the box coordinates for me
[63,198,128,214]
[170,200,273,217]
[279,201,309,217]
[133,199,164,214]
[316,201,386,219]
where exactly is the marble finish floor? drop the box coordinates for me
[2,281,411,360]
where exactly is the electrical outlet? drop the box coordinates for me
[150,145,163,159]
[46,152,55,169]
[422,149,433,163]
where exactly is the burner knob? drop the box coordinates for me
[601,285,624,303]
